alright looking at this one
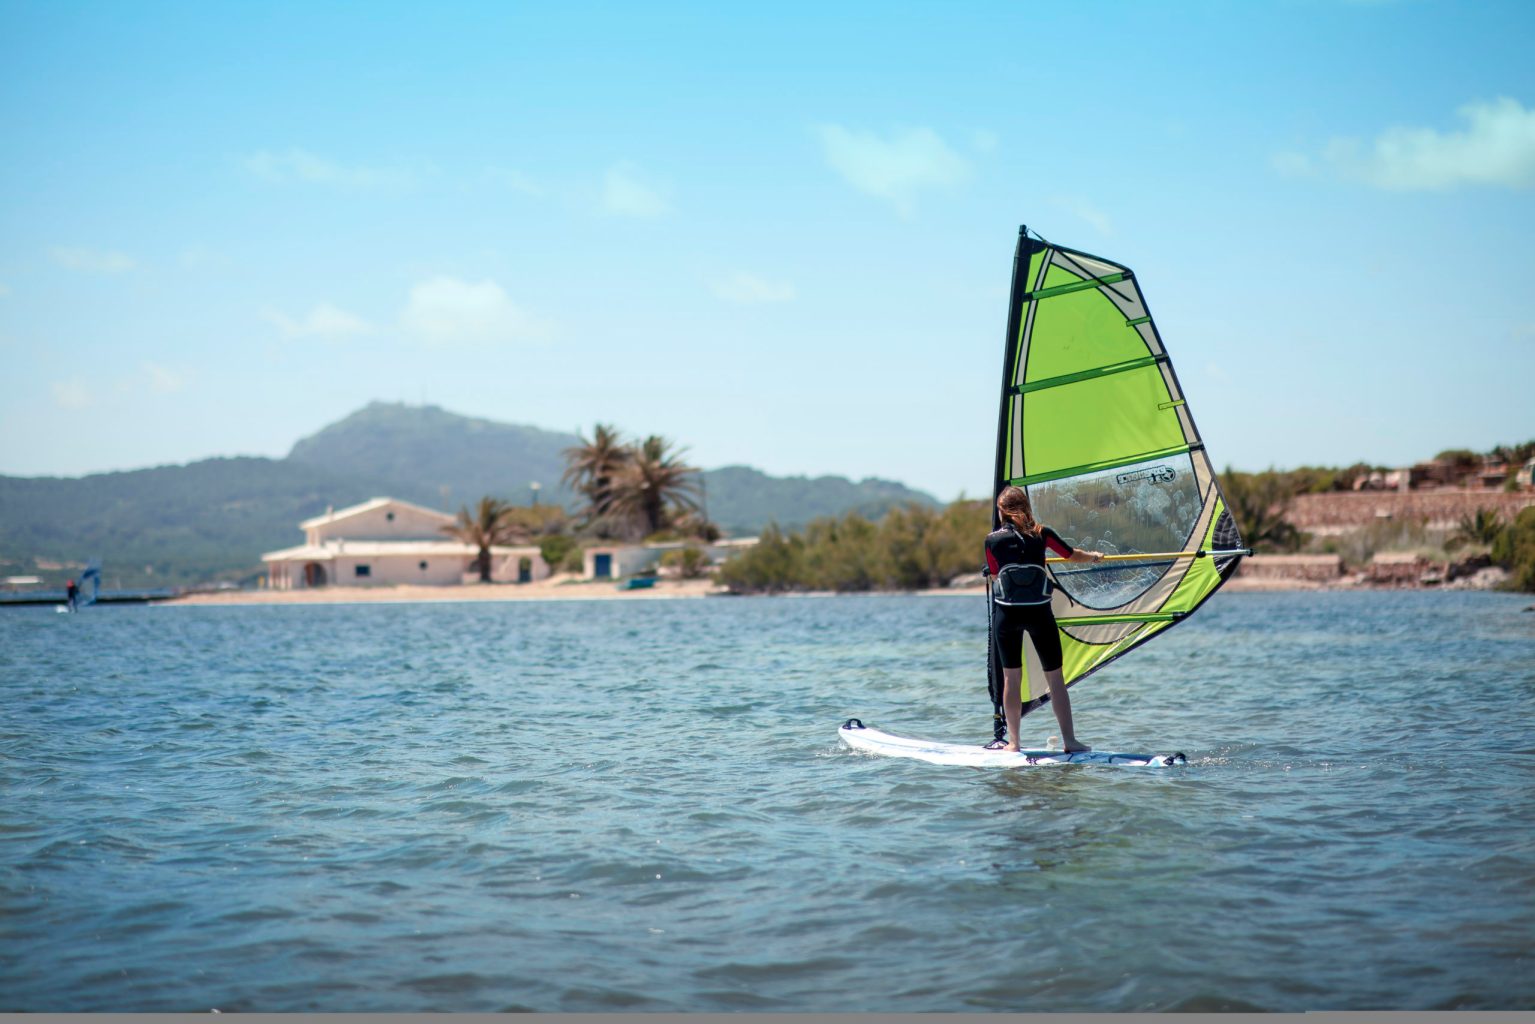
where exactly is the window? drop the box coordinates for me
[386,512,395,522]
[355,565,371,578]
[419,561,429,571]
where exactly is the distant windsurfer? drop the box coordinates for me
[65,578,78,613]
[985,486,1103,753]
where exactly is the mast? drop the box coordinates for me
[991,225,1040,530]
[984,225,1040,744]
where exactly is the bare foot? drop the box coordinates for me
[1002,743,1020,753]
[1063,741,1092,753]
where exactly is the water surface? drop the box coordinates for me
[2,591,1532,1011]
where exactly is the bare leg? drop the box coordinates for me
[1001,667,1023,752]
[1044,668,1090,752]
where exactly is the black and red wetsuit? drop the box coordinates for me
[984,523,1073,671]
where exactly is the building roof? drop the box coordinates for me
[299,496,455,531]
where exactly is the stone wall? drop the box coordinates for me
[1288,491,1535,533]
[1237,554,1343,581]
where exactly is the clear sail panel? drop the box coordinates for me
[1027,453,1203,609]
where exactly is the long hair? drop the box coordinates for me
[996,485,1042,536]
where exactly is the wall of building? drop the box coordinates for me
[325,553,469,587]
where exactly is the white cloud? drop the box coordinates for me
[244,148,416,190]
[1270,150,1314,179]
[1050,196,1114,236]
[51,378,91,410]
[401,276,535,345]
[1313,97,1535,190]
[712,272,796,304]
[50,246,135,274]
[143,362,188,394]
[485,168,544,197]
[180,245,226,270]
[264,302,373,341]
[602,162,670,217]
[816,124,970,216]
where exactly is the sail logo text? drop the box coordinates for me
[1116,466,1177,486]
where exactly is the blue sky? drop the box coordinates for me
[2,0,1532,502]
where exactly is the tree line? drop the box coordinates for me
[441,430,1535,592]
[715,501,990,593]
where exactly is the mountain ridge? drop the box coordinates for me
[0,401,940,587]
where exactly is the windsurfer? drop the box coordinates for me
[986,485,1103,753]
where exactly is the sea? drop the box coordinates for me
[2,590,1532,1013]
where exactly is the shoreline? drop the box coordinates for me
[156,572,1507,608]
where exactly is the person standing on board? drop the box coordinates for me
[65,578,78,613]
[985,485,1104,753]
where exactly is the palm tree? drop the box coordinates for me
[607,434,703,538]
[561,423,632,534]
[442,496,523,582]
[1453,508,1504,547]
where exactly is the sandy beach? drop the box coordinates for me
[164,574,736,606]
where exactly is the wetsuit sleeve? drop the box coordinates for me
[984,534,1000,574]
[1043,527,1074,559]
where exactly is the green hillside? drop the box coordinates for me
[0,403,940,588]
[0,457,400,589]
[700,465,938,535]
[288,401,578,509]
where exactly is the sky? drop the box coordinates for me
[1,0,1532,502]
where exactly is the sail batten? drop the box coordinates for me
[1023,272,1132,301]
[986,226,1247,736]
[1011,353,1169,395]
[1009,443,1198,487]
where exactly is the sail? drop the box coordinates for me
[78,561,101,607]
[988,226,1246,729]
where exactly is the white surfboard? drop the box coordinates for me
[838,719,1185,768]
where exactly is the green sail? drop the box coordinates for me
[990,227,1246,721]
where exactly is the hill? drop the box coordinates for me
[700,465,938,535]
[0,457,401,588]
[287,402,579,509]
[0,403,940,588]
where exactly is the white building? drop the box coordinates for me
[262,497,550,589]
[582,537,758,580]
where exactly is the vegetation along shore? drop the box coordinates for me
[6,408,1534,600]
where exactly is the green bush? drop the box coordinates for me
[1491,507,1535,591]
[717,523,804,593]
[715,499,990,593]
[539,534,577,573]
[1218,469,1304,552]
[659,545,709,579]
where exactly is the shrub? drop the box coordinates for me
[715,499,991,593]
[1219,469,1304,552]
[660,544,709,579]
[539,534,577,572]
[1491,507,1535,592]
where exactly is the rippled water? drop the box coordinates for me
[2,591,1532,1012]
